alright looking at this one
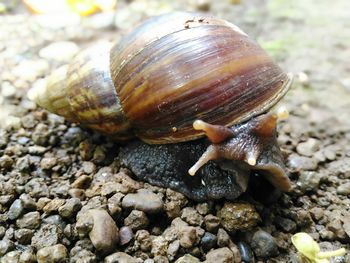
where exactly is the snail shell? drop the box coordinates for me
[29,12,293,195]
[30,12,291,144]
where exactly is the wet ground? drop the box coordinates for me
[0,0,350,262]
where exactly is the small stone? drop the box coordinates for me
[40,157,58,170]
[178,226,200,248]
[82,161,96,174]
[122,189,164,214]
[0,239,15,256]
[105,252,141,263]
[8,199,24,220]
[42,215,66,230]
[337,183,350,195]
[287,154,318,171]
[218,203,260,233]
[167,240,180,261]
[237,241,255,263]
[274,216,297,233]
[68,188,86,200]
[32,224,62,250]
[201,232,217,251]
[58,198,82,218]
[0,155,13,169]
[16,156,31,172]
[297,171,321,192]
[43,199,65,214]
[296,138,320,156]
[310,207,324,221]
[2,250,21,262]
[217,228,230,247]
[39,41,79,62]
[204,247,234,263]
[1,82,16,98]
[124,210,149,230]
[71,175,92,189]
[37,244,68,263]
[20,249,37,263]
[251,230,279,258]
[36,197,51,211]
[204,214,220,233]
[14,229,34,244]
[135,230,152,252]
[16,211,41,229]
[119,226,134,245]
[28,146,47,155]
[151,236,168,256]
[175,254,201,263]
[77,209,118,254]
[196,203,210,215]
[327,219,347,240]
[181,207,203,226]
[164,201,181,219]
[20,194,37,210]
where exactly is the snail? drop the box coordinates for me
[29,12,293,201]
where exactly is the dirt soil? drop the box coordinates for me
[0,0,350,262]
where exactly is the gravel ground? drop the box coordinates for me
[1,0,350,262]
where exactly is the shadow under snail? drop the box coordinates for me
[29,12,293,201]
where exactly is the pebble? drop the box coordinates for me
[0,239,15,257]
[204,247,234,263]
[119,226,134,245]
[0,155,13,169]
[167,240,180,261]
[124,210,149,230]
[201,232,217,251]
[1,250,21,262]
[58,198,82,218]
[204,214,220,233]
[237,241,255,263]
[251,230,279,258]
[178,226,201,248]
[12,59,49,82]
[14,228,34,244]
[71,174,92,189]
[217,228,231,247]
[20,249,37,263]
[151,236,168,257]
[175,254,201,263]
[135,230,152,252]
[77,209,119,254]
[36,244,68,263]
[287,154,318,171]
[122,189,164,214]
[274,216,297,233]
[105,252,141,263]
[296,138,320,156]
[181,207,204,226]
[297,171,322,192]
[28,146,47,155]
[31,224,62,250]
[40,157,58,170]
[82,161,96,174]
[310,207,324,221]
[8,199,24,220]
[43,199,65,214]
[16,211,41,229]
[218,203,260,232]
[42,215,66,231]
[336,182,350,195]
[20,193,37,210]
[39,41,79,62]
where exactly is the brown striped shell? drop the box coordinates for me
[30,12,291,144]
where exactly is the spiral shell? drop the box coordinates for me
[30,12,291,143]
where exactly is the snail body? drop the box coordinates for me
[30,12,292,200]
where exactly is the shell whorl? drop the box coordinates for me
[30,42,133,140]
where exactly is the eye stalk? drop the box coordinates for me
[189,109,292,192]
